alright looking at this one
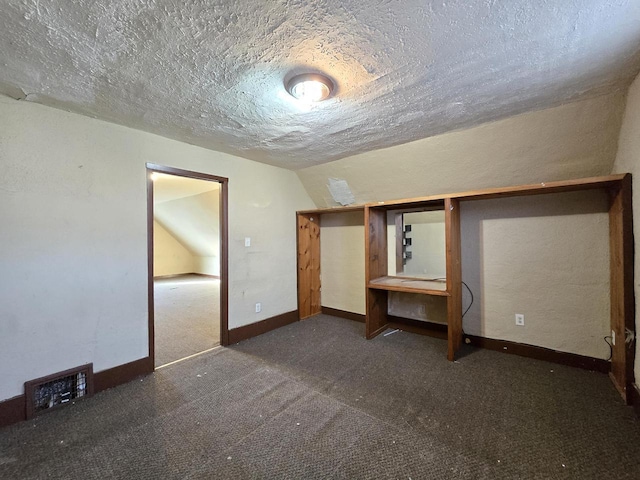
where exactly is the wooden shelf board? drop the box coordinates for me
[452,174,627,201]
[297,205,366,215]
[367,174,627,208]
[369,199,445,210]
[368,276,449,296]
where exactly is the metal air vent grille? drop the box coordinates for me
[25,364,94,418]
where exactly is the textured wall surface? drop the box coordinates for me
[460,191,611,359]
[319,211,365,315]
[0,95,314,401]
[297,93,626,206]
[611,71,640,383]
[1,1,639,168]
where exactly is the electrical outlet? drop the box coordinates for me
[255,302,261,313]
[515,314,525,326]
[245,237,251,247]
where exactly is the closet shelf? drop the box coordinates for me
[368,276,449,296]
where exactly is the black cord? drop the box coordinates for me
[461,281,474,318]
[432,278,474,318]
[604,336,613,361]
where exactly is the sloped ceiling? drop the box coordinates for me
[1,1,639,170]
[152,172,219,204]
[297,91,627,206]
[154,186,220,257]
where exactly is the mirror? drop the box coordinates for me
[388,209,446,279]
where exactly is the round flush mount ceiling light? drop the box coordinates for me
[286,73,334,102]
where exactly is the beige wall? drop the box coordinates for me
[154,190,221,276]
[195,256,220,277]
[460,191,610,359]
[611,71,640,384]
[388,293,448,324]
[320,212,366,315]
[0,95,315,402]
[296,92,625,206]
[153,220,195,276]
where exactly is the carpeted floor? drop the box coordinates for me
[154,275,220,367]
[1,314,639,479]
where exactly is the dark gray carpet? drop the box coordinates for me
[154,275,220,367]
[1,314,639,479]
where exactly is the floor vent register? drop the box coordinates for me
[25,364,94,419]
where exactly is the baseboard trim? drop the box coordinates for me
[228,310,298,344]
[0,356,153,429]
[321,306,365,323]
[0,395,26,429]
[388,316,448,340]
[465,334,610,373]
[321,309,448,339]
[153,273,191,279]
[193,273,220,279]
[631,383,640,418]
[94,357,154,392]
[153,273,220,280]
[324,309,610,374]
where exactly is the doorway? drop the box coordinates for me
[146,164,229,369]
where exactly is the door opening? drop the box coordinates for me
[146,164,229,369]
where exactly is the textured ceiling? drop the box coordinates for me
[1,0,640,170]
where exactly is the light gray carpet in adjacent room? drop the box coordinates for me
[1,314,639,479]
[154,275,220,367]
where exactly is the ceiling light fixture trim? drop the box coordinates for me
[286,73,334,102]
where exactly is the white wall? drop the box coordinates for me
[153,220,195,276]
[611,71,640,384]
[0,95,314,402]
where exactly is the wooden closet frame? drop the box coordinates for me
[297,174,635,403]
